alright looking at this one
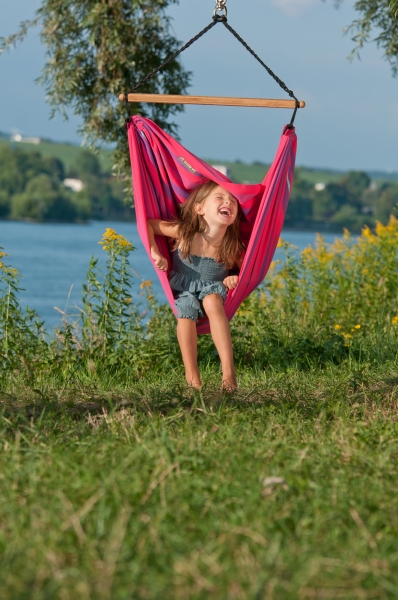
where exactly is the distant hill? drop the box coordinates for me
[0,133,113,172]
[0,132,397,185]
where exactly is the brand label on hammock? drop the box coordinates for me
[178,156,196,174]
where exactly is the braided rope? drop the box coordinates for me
[221,21,298,101]
[124,14,300,126]
[126,20,218,96]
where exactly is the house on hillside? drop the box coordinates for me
[10,133,41,145]
[211,165,231,179]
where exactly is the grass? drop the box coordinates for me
[1,361,398,599]
[2,214,398,598]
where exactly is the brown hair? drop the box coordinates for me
[173,180,244,270]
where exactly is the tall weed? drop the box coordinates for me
[0,248,46,376]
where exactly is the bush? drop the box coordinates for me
[230,217,398,369]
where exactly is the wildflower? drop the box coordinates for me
[362,225,372,238]
[392,316,398,325]
[140,280,152,289]
[124,298,133,304]
[276,238,284,249]
[343,228,351,240]
[334,324,342,330]
[354,324,361,329]
[343,333,352,339]
[99,228,133,251]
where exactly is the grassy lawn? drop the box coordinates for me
[2,192,398,598]
[1,363,398,599]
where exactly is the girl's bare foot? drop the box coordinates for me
[187,378,202,390]
[221,379,238,392]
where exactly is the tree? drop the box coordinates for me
[11,174,78,221]
[332,1,398,75]
[0,0,191,188]
[373,182,398,221]
[284,171,314,227]
[75,150,101,177]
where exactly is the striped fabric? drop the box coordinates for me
[127,116,297,335]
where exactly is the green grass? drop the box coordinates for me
[1,362,398,599]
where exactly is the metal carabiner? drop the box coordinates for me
[213,0,227,18]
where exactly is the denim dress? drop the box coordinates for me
[169,249,228,322]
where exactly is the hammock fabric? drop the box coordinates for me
[127,115,297,335]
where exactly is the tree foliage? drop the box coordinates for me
[0,145,132,222]
[333,0,398,75]
[0,0,191,188]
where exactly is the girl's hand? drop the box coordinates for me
[151,248,168,271]
[223,275,239,290]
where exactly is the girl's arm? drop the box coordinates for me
[223,251,245,290]
[147,219,179,271]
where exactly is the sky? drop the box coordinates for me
[0,0,397,172]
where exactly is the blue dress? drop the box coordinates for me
[169,249,228,322]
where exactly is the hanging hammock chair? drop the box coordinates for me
[121,1,303,335]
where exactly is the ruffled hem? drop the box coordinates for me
[198,282,227,302]
[176,314,197,321]
[174,291,203,322]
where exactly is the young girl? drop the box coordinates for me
[147,180,244,390]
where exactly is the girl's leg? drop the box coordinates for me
[176,318,202,388]
[202,294,237,389]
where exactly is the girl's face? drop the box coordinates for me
[195,185,238,226]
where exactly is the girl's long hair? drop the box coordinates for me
[173,181,244,269]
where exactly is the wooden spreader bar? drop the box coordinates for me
[120,93,305,109]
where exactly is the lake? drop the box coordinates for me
[0,220,342,330]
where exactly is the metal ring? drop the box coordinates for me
[213,0,227,18]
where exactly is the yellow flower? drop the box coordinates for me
[140,280,152,289]
[343,333,352,339]
[354,324,361,329]
[392,316,398,325]
[276,238,284,249]
[301,246,313,258]
[334,324,342,330]
[124,298,132,304]
[362,225,373,239]
[99,228,133,251]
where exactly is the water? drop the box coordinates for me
[0,221,342,330]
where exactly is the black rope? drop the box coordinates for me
[221,21,298,102]
[124,14,300,127]
[124,18,219,104]
[287,100,300,129]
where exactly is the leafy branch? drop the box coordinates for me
[0,1,191,195]
[331,0,398,75]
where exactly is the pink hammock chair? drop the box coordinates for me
[127,115,297,335]
[122,3,303,334]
